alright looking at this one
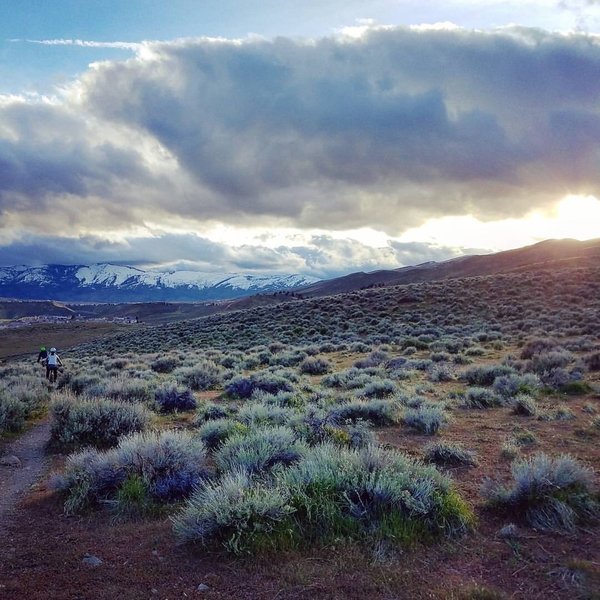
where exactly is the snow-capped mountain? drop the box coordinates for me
[0,264,319,302]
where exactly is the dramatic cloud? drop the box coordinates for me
[0,232,468,279]
[2,25,600,271]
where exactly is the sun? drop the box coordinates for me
[398,195,600,252]
[544,195,600,241]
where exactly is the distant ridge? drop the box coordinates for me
[0,263,319,303]
[296,238,600,297]
[1,238,598,306]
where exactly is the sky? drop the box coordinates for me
[1,1,600,278]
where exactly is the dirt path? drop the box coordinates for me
[0,420,51,534]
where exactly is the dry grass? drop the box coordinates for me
[0,322,130,360]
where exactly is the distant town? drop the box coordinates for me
[0,314,139,330]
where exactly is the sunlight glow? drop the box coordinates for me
[398,195,600,251]
[142,222,393,249]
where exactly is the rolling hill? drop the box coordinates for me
[296,238,600,297]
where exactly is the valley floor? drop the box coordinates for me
[1,266,600,599]
[1,381,599,599]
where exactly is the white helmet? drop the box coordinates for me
[50,347,57,352]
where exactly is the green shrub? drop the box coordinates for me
[403,403,449,434]
[175,361,223,391]
[0,394,26,433]
[512,429,537,446]
[281,444,473,544]
[428,364,455,382]
[464,346,486,357]
[299,357,331,375]
[197,418,249,450]
[252,390,306,409]
[272,350,307,367]
[50,394,150,448]
[538,407,575,421]
[173,470,294,553]
[357,378,398,399]
[236,402,295,427]
[463,365,515,386]
[493,373,541,399]
[321,368,375,390]
[8,376,51,410]
[454,584,506,600]
[482,453,599,532]
[53,430,209,514]
[154,383,197,413]
[150,355,180,373]
[520,338,561,359]
[67,372,104,395]
[462,387,503,409]
[511,394,538,417]
[330,399,402,426]
[194,401,232,423]
[114,474,156,519]
[174,444,474,554]
[558,381,592,396]
[0,376,50,434]
[424,442,477,467]
[292,407,374,448]
[226,371,294,398]
[103,376,152,403]
[530,351,573,376]
[215,426,307,474]
[500,440,520,460]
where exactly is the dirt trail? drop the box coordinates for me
[0,420,51,534]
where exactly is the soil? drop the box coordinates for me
[0,398,599,600]
[0,322,128,361]
[0,419,51,535]
[1,346,599,599]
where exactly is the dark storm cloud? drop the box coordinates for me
[0,99,170,224]
[3,25,600,267]
[0,232,465,278]
[76,27,600,228]
[0,233,229,270]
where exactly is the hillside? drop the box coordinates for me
[82,259,600,356]
[297,238,600,297]
[2,252,600,600]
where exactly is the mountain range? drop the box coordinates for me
[0,264,318,302]
[1,238,598,304]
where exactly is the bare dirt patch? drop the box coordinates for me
[0,322,128,361]
[1,397,598,600]
[0,420,51,535]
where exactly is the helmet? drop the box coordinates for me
[40,346,46,351]
[50,347,57,353]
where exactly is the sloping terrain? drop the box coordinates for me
[0,300,75,320]
[2,239,598,327]
[1,256,599,599]
[298,238,600,297]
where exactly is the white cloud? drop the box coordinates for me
[0,229,469,278]
[11,38,141,51]
[3,26,600,272]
